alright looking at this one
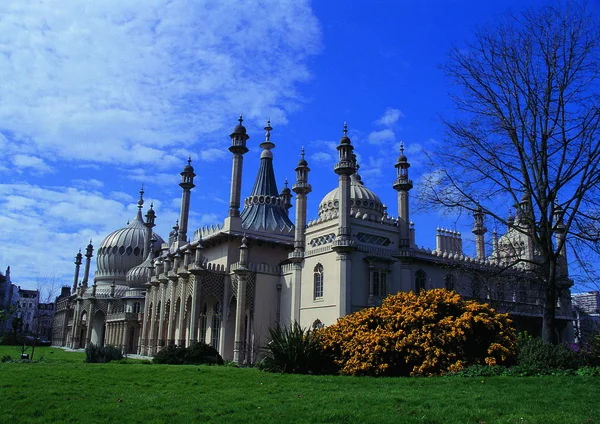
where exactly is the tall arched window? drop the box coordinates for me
[211,302,221,349]
[133,302,141,314]
[444,274,456,291]
[415,270,426,295]
[198,303,207,344]
[314,264,324,299]
[373,271,388,297]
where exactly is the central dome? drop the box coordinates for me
[95,210,164,285]
[319,174,384,220]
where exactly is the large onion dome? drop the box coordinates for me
[95,209,164,285]
[319,173,384,221]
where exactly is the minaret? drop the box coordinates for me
[555,203,568,277]
[292,148,312,255]
[145,202,156,258]
[393,142,413,248]
[333,123,355,246]
[472,204,487,260]
[178,157,196,242]
[72,250,83,294]
[280,179,292,216]
[228,115,249,218]
[81,240,94,287]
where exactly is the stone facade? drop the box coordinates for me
[52,118,574,362]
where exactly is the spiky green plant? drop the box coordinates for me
[260,322,333,374]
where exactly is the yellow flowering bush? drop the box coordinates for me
[318,289,517,376]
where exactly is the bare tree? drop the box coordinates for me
[423,1,600,343]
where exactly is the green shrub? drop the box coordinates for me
[518,338,581,372]
[576,366,600,376]
[260,322,334,374]
[152,342,223,365]
[451,364,508,377]
[1,354,12,363]
[85,344,123,363]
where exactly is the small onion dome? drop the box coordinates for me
[281,184,291,196]
[297,147,308,167]
[95,211,164,285]
[340,122,351,145]
[319,174,384,220]
[125,254,154,288]
[183,157,194,173]
[397,141,408,162]
[232,114,247,135]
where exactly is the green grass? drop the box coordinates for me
[0,347,598,423]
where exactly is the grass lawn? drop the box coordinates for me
[0,347,598,423]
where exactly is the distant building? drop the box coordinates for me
[0,267,20,335]
[52,118,574,361]
[572,291,600,342]
[17,289,39,334]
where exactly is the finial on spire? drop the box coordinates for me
[301,146,305,160]
[138,186,144,209]
[399,141,405,155]
[264,119,272,142]
[238,114,243,125]
[188,156,192,166]
[343,122,348,137]
[284,178,289,188]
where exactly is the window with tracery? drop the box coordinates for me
[373,271,388,297]
[444,274,456,291]
[415,270,427,295]
[314,264,324,299]
[211,302,221,349]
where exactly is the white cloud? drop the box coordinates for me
[72,179,104,189]
[310,151,334,163]
[200,148,227,162]
[12,154,53,174]
[0,0,321,167]
[367,129,395,145]
[374,108,404,126]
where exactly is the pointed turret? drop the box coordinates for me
[239,120,294,231]
[81,240,94,287]
[292,147,312,257]
[280,179,292,215]
[72,250,83,294]
[145,202,157,258]
[393,142,413,248]
[178,157,195,242]
[334,123,355,241]
[228,115,250,218]
[472,203,487,260]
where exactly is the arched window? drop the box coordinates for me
[198,303,207,344]
[314,264,324,299]
[211,302,221,349]
[415,270,426,295]
[444,274,456,291]
[133,302,141,314]
[373,271,388,297]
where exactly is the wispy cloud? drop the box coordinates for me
[367,129,395,145]
[12,154,53,174]
[374,108,404,126]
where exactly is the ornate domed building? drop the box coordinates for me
[53,117,574,360]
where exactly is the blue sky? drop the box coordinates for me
[0,0,589,292]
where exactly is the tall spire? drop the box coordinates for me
[228,115,250,218]
[178,158,196,242]
[393,142,413,248]
[472,203,487,260]
[72,250,83,294]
